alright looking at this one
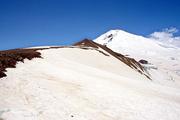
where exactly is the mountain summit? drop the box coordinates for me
[94,29,180,88]
[94,29,178,57]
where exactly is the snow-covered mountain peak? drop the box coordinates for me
[95,29,166,54]
[94,29,180,88]
[95,29,147,43]
[94,29,179,57]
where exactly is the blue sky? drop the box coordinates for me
[0,0,180,50]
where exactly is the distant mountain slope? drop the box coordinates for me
[94,29,180,88]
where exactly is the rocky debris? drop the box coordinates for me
[139,59,148,64]
[143,64,158,70]
[107,34,113,38]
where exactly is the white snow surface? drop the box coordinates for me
[94,29,180,88]
[0,47,180,120]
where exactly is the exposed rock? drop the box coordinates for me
[139,59,148,64]
[0,48,47,78]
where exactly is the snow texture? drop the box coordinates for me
[0,29,180,120]
[0,46,180,120]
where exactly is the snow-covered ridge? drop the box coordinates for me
[74,39,150,79]
[0,40,154,120]
[0,35,180,120]
[0,40,149,79]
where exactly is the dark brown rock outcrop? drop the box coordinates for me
[0,48,47,78]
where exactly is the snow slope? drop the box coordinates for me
[94,29,180,88]
[0,45,180,120]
